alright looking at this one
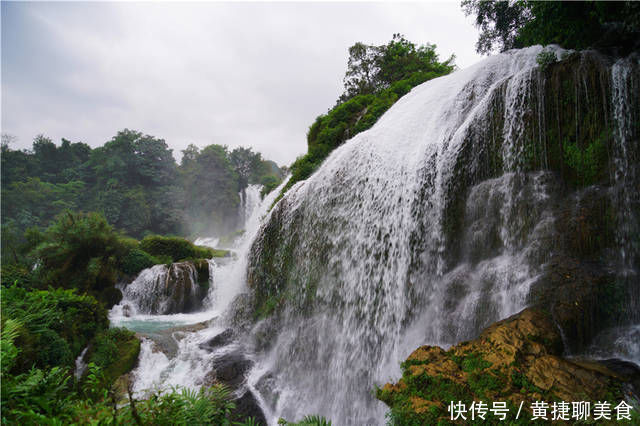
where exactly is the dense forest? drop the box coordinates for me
[2,1,640,425]
[1,130,284,240]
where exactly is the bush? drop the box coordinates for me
[120,248,160,275]
[86,327,140,386]
[536,49,557,71]
[1,285,108,372]
[260,174,281,198]
[0,263,34,288]
[34,211,130,305]
[140,235,216,262]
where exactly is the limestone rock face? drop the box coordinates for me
[377,308,635,424]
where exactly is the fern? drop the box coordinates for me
[279,414,332,426]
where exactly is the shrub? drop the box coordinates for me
[1,285,108,372]
[140,235,215,262]
[120,248,160,275]
[536,49,557,71]
[34,211,130,305]
[86,327,140,387]
[260,174,281,198]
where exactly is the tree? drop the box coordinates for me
[181,144,200,167]
[462,0,640,55]
[339,34,455,102]
[34,211,128,302]
[230,147,262,190]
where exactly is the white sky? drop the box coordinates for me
[1,1,482,166]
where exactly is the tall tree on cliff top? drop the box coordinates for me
[339,34,455,102]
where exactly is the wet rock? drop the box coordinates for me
[378,308,635,424]
[139,320,211,358]
[203,349,254,390]
[199,329,234,350]
[224,293,254,329]
[213,351,253,389]
[529,254,614,353]
[231,389,267,425]
[597,358,640,398]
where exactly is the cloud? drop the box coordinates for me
[1,2,481,165]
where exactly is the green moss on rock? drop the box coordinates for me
[377,309,634,425]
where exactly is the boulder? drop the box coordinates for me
[207,350,253,390]
[378,308,637,424]
[231,389,268,425]
[199,329,235,351]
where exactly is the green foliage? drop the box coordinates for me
[2,129,282,241]
[139,234,218,262]
[272,36,454,207]
[121,248,162,276]
[260,174,281,198]
[86,327,140,387]
[33,211,129,305]
[278,414,332,426]
[1,285,108,372]
[1,285,251,424]
[535,49,557,71]
[459,352,492,372]
[463,0,640,54]
[1,365,76,424]
[340,33,455,102]
[562,134,608,187]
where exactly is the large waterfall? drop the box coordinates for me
[246,46,639,424]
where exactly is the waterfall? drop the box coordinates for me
[611,58,639,311]
[113,262,209,316]
[586,57,640,365]
[240,184,263,226]
[113,179,289,398]
[246,47,639,424]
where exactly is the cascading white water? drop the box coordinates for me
[586,57,640,365]
[240,184,263,226]
[245,46,639,425]
[113,262,209,316]
[111,179,289,398]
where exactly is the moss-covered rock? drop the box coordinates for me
[377,309,635,425]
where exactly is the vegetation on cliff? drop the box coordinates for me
[462,0,640,55]
[273,35,455,206]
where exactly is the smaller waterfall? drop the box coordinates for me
[114,262,210,316]
[112,178,289,401]
[240,184,263,227]
[74,347,89,380]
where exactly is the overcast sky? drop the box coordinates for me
[1,1,481,166]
